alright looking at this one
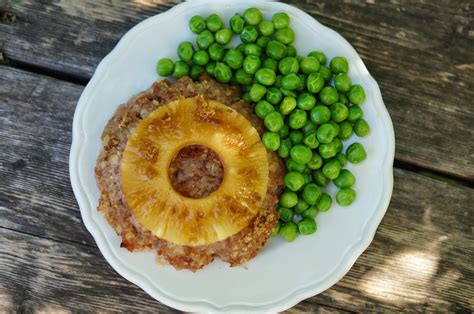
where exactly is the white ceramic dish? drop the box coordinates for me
[70,0,395,311]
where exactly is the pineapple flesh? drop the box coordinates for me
[120,97,269,246]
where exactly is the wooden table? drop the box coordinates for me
[1,1,473,312]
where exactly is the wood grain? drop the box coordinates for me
[1,0,473,179]
[1,66,473,312]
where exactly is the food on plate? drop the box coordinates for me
[96,7,371,269]
[96,75,285,271]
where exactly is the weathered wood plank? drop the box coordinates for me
[0,67,472,313]
[1,0,473,179]
[1,163,472,312]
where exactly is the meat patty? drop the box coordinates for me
[95,74,285,271]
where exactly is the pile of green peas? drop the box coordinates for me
[156,8,370,242]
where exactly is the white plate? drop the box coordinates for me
[70,0,395,311]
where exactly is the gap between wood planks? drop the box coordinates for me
[2,54,473,189]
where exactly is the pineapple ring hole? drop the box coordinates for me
[168,145,224,199]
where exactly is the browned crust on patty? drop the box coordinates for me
[95,74,285,271]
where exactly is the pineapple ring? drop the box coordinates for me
[120,97,269,246]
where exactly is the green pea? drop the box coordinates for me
[271,220,281,237]
[280,190,298,207]
[281,73,300,90]
[346,142,367,163]
[307,153,323,170]
[334,169,356,188]
[333,137,343,153]
[303,121,317,133]
[279,96,296,115]
[213,62,232,83]
[197,30,215,50]
[289,130,304,145]
[264,111,284,132]
[258,19,274,36]
[278,138,291,158]
[316,123,338,143]
[208,43,224,61]
[205,62,216,75]
[322,159,341,180]
[242,92,251,102]
[279,221,298,242]
[330,56,348,74]
[302,183,322,205]
[189,65,204,80]
[328,121,341,137]
[310,105,330,125]
[290,144,312,164]
[257,36,271,48]
[338,93,349,106]
[235,68,253,85]
[289,109,307,129]
[230,14,245,33]
[172,61,189,79]
[320,86,339,105]
[156,58,174,76]
[255,100,274,118]
[302,172,312,184]
[266,40,287,60]
[224,49,243,69]
[192,50,209,66]
[348,84,366,105]
[286,45,297,57]
[275,27,295,44]
[266,87,282,105]
[338,121,353,140]
[215,28,232,45]
[262,58,278,72]
[240,25,259,43]
[301,206,317,219]
[286,159,305,172]
[336,188,356,206]
[297,93,316,110]
[177,42,194,62]
[318,65,332,83]
[348,105,363,122]
[318,141,338,159]
[303,130,319,149]
[278,207,294,222]
[297,73,307,91]
[272,12,290,30]
[280,88,297,98]
[354,119,370,137]
[298,218,317,235]
[300,56,320,74]
[312,169,328,187]
[279,124,289,138]
[243,55,261,75]
[206,14,223,32]
[255,68,276,86]
[330,102,349,122]
[243,7,262,25]
[306,72,324,93]
[335,153,347,167]
[249,83,267,102]
[334,73,351,92]
[262,131,280,151]
[284,171,305,191]
[278,57,299,75]
[308,50,327,65]
[189,15,206,34]
[316,193,332,211]
[292,198,308,214]
[243,44,262,57]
